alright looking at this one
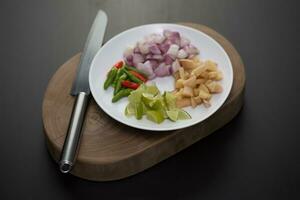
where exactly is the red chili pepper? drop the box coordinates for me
[129,70,147,82]
[113,60,124,69]
[121,80,140,90]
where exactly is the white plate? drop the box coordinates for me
[89,24,233,131]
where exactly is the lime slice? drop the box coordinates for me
[164,92,177,110]
[166,110,179,121]
[128,90,142,104]
[145,84,159,95]
[135,102,144,120]
[125,103,135,116]
[141,93,155,107]
[177,110,191,120]
[146,110,165,124]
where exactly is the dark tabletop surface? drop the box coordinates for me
[0,0,299,199]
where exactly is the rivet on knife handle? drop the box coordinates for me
[59,92,89,173]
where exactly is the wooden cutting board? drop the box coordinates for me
[42,23,245,181]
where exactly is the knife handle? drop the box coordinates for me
[59,92,89,173]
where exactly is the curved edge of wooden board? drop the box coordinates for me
[43,23,245,181]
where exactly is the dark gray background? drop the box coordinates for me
[0,0,299,199]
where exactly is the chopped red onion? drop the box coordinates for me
[154,63,170,77]
[177,49,188,59]
[152,54,164,61]
[132,53,145,66]
[184,44,199,55]
[137,61,154,77]
[168,32,181,45]
[171,59,180,73]
[133,46,140,53]
[145,33,165,44]
[123,47,133,57]
[149,44,161,55]
[164,54,174,65]
[123,29,199,78]
[159,42,170,54]
[180,36,190,48]
[145,54,153,60]
[149,59,159,69]
[167,44,179,58]
[138,42,150,54]
[163,30,173,38]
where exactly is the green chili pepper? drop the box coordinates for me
[112,67,125,87]
[114,73,127,95]
[124,69,143,84]
[112,88,133,103]
[125,65,148,77]
[104,68,118,90]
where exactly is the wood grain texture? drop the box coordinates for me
[42,23,245,181]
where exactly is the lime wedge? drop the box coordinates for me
[177,110,191,120]
[146,110,164,124]
[135,102,144,120]
[141,93,155,107]
[166,110,179,121]
[164,92,177,110]
[125,103,135,116]
[145,84,159,95]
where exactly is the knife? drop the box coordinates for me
[59,10,107,173]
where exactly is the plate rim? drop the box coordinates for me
[89,23,233,131]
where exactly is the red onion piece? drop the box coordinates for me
[171,59,180,73]
[152,54,164,61]
[133,46,140,53]
[138,42,150,54]
[164,54,174,65]
[163,30,173,38]
[167,44,179,58]
[123,47,133,57]
[132,53,145,66]
[169,32,181,45]
[180,36,190,48]
[177,49,188,59]
[159,42,170,54]
[149,59,159,69]
[145,33,165,44]
[137,61,154,78]
[149,44,161,55]
[145,53,153,60]
[154,63,170,77]
[184,44,199,55]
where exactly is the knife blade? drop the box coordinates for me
[71,10,107,95]
[59,10,107,173]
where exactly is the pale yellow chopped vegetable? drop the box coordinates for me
[183,75,196,87]
[173,56,223,108]
[199,84,210,94]
[191,97,197,108]
[199,90,211,99]
[208,71,218,80]
[175,79,184,89]
[179,67,185,79]
[206,81,223,93]
[205,60,217,71]
[182,86,193,97]
[191,64,206,77]
[179,59,197,70]
[176,98,192,108]
[196,78,206,85]
[193,88,200,96]
[194,96,202,105]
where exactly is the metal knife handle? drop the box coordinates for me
[59,92,89,173]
